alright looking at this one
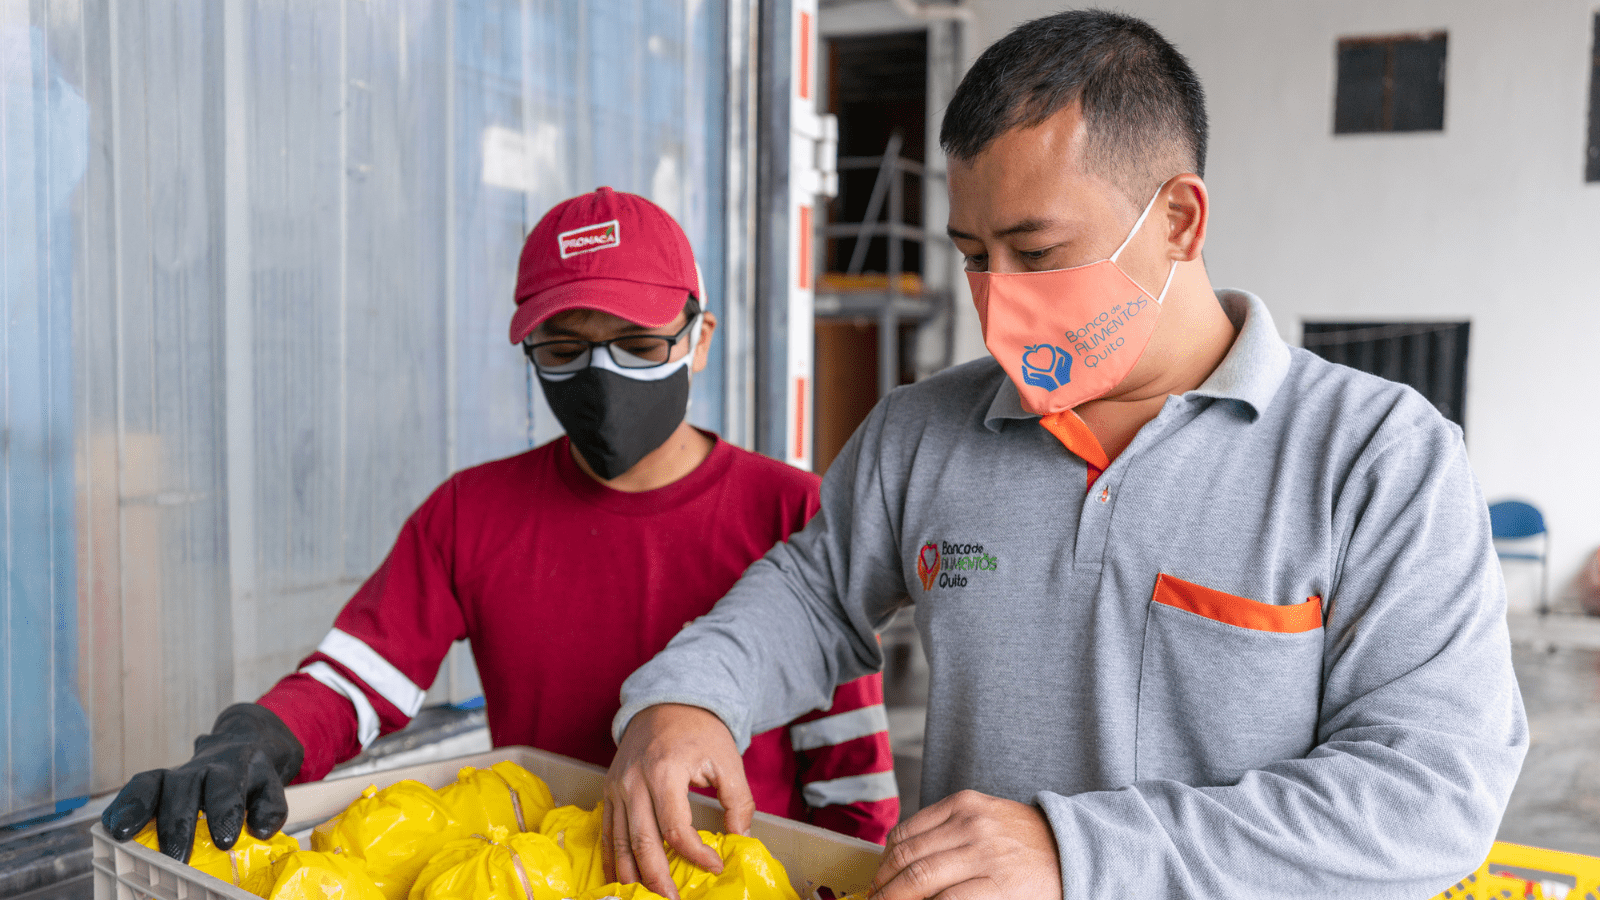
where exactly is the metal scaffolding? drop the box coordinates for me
[815,131,952,398]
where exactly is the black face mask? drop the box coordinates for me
[539,364,689,480]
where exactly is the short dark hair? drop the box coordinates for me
[941,9,1207,205]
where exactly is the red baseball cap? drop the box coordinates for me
[509,187,698,344]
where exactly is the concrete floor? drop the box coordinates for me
[882,610,1600,857]
[1499,641,1600,855]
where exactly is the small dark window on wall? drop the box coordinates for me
[1334,32,1447,134]
[1302,321,1470,429]
[1587,13,1600,182]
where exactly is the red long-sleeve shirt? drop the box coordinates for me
[258,434,898,842]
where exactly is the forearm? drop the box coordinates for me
[258,485,469,782]
[256,675,363,783]
[811,799,899,845]
[615,537,888,749]
[1042,723,1524,899]
[618,401,911,746]
[793,674,900,843]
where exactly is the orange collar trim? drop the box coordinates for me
[1039,410,1111,472]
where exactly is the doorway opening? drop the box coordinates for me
[814,30,932,475]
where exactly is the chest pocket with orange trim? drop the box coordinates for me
[1136,572,1326,785]
[1152,572,1322,633]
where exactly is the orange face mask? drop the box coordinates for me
[966,190,1176,416]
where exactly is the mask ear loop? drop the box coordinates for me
[684,306,703,381]
[1109,187,1179,305]
[683,267,706,417]
[1152,257,1179,304]
[687,260,706,372]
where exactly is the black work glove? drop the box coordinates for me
[101,703,305,862]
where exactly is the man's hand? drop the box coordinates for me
[603,703,757,899]
[100,703,303,862]
[869,790,1063,900]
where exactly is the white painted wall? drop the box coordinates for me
[824,0,1600,604]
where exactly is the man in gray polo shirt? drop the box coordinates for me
[603,11,1527,900]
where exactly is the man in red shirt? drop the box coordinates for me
[102,187,898,862]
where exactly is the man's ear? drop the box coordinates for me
[1162,173,1208,262]
[692,310,718,374]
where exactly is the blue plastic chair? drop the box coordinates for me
[1489,500,1549,615]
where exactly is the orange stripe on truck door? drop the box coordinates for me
[794,376,808,461]
[798,11,812,100]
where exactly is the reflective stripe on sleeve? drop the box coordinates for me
[301,661,381,748]
[316,628,427,717]
[801,771,900,808]
[788,704,890,751]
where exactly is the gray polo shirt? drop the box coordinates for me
[618,290,1527,899]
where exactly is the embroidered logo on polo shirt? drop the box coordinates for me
[558,219,621,258]
[916,540,998,590]
[916,543,941,590]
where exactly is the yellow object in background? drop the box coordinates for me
[311,779,464,900]
[538,802,607,890]
[240,850,388,900]
[408,826,576,900]
[1430,841,1600,900]
[666,831,801,900]
[132,815,298,887]
[437,761,556,836]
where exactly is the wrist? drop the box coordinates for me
[209,703,305,782]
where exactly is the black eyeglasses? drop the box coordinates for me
[523,315,698,373]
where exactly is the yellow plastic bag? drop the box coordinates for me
[239,850,388,900]
[311,779,463,900]
[437,761,556,835]
[407,833,494,900]
[538,802,607,890]
[667,832,801,900]
[566,885,673,900]
[133,814,299,887]
[410,826,577,900]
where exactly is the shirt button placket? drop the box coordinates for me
[1074,471,1115,568]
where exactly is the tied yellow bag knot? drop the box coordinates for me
[132,814,298,886]
[240,850,388,900]
[538,802,607,890]
[665,831,801,900]
[312,779,465,900]
[437,761,556,835]
[409,825,577,900]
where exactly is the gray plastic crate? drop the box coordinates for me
[92,745,881,899]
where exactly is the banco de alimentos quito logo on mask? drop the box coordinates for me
[917,541,999,590]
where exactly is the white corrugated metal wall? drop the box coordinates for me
[0,9,92,826]
[1,0,746,814]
